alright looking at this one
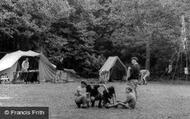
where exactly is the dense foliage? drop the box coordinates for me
[1,0,190,78]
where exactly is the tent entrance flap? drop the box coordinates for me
[17,56,39,71]
[13,56,40,83]
[110,60,126,81]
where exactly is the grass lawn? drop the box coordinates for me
[0,81,190,119]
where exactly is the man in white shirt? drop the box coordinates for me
[22,58,29,72]
[21,58,30,83]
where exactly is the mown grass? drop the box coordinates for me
[0,81,190,119]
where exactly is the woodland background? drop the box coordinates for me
[1,0,190,78]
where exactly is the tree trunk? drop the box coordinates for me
[146,36,150,70]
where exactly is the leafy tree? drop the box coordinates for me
[1,0,190,79]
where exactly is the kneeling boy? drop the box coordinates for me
[75,81,90,108]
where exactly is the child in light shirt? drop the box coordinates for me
[75,81,90,108]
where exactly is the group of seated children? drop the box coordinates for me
[74,80,136,109]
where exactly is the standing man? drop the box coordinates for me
[126,57,140,98]
[21,58,29,83]
[22,58,29,72]
[126,57,140,81]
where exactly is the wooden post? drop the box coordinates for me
[181,15,188,80]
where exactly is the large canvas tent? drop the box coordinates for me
[0,50,56,82]
[99,56,126,81]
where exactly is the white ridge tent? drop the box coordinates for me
[0,50,56,82]
[99,56,126,82]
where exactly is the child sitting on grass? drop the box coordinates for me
[74,80,90,108]
[107,86,136,109]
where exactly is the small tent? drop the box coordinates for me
[0,50,56,83]
[99,56,126,82]
[55,69,77,83]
